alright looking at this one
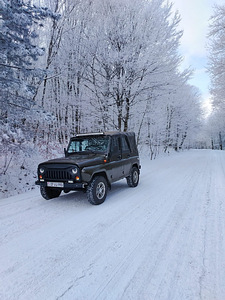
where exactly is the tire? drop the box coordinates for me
[126,166,139,187]
[87,176,108,205]
[40,186,61,200]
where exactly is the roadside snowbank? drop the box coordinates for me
[0,142,65,199]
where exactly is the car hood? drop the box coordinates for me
[39,154,106,168]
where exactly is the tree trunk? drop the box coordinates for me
[123,97,130,132]
[219,131,223,150]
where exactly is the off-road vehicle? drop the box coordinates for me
[35,131,141,205]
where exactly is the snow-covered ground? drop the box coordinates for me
[1,149,225,300]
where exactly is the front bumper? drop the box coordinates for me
[35,180,87,190]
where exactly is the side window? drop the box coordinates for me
[111,136,120,153]
[121,136,130,153]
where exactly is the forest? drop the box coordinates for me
[0,0,225,197]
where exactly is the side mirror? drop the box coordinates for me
[105,153,110,162]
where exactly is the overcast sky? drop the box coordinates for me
[171,0,224,115]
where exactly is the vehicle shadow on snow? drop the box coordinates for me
[44,179,131,207]
[108,179,128,194]
[106,179,140,202]
[47,190,89,207]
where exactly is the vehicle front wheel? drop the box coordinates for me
[126,166,139,187]
[87,176,108,205]
[40,186,61,200]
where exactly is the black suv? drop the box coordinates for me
[36,132,141,205]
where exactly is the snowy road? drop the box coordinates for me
[1,150,225,300]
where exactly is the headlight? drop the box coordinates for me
[39,167,45,174]
[71,167,78,175]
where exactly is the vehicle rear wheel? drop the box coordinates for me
[126,166,139,187]
[87,176,108,205]
[40,186,61,200]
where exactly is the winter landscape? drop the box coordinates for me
[1,0,225,299]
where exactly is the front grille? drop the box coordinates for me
[45,169,72,180]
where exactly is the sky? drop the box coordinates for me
[172,0,224,116]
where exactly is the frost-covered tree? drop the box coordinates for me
[33,0,201,156]
[84,0,183,132]
[208,5,225,108]
[0,0,57,170]
[207,4,225,149]
[136,72,201,158]
[205,110,225,150]
[33,0,92,144]
[0,0,57,107]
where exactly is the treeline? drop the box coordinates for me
[1,0,201,160]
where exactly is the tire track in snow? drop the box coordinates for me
[197,151,225,300]
[93,158,207,300]
[79,156,209,299]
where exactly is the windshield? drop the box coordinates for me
[67,136,110,154]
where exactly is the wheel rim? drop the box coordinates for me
[96,182,106,199]
[133,170,139,184]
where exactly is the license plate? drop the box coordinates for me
[47,182,64,188]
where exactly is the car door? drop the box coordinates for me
[121,135,132,177]
[108,135,123,182]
